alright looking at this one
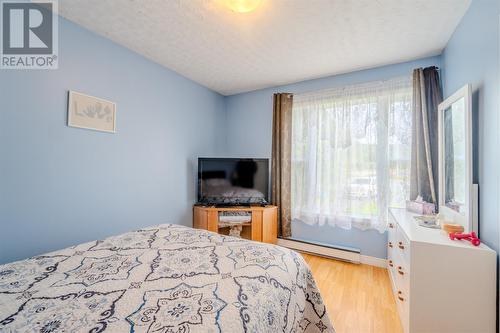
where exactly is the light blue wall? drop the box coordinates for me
[442,0,500,252]
[0,18,226,264]
[225,56,442,259]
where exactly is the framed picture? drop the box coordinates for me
[67,91,116,133]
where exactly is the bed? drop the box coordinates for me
[0,224,334,332]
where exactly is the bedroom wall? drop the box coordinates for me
[224,56,442,259]
[442,0,500,253]
[0,18,226,264]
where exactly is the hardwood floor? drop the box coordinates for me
[302,253,403,333]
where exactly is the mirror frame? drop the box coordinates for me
[437,84,473,232]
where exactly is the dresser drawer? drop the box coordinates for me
[395,286,410,333]
[395,259,410,293]
[388,219,397,243]
[396,224,411,271]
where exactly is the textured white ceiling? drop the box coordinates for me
[58,0,470,95]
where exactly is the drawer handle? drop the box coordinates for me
[388,260,393,267]
[398,241,405,250]
[397,291,405,301]
[388,223,394,229]
[388,242,393,248]
[397,266,404,275]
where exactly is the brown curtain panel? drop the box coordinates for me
[271,93,293,238]
[410,67,443,205]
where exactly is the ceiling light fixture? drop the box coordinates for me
[224,0,262,13]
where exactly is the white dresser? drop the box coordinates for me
[388,208,497,333]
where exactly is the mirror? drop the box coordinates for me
[443,97,466,213]
[438,84,475,232]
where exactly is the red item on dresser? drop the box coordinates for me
[449,231,481,246]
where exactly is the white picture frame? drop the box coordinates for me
[68,91,116,133]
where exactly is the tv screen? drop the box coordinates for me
[197,158,270,205]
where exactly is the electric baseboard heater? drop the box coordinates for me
[276,237,361,264]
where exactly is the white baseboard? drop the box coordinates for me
[360,255,387,268]
[276,238,387,268]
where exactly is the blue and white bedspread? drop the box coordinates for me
[0,224,334,332]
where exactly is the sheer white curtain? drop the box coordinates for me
[291,77,412,232]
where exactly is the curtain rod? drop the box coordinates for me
[289,75,412,99]
[278,66,440,97]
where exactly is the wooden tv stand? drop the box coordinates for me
[193,205,278,244]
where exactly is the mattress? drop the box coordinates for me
[0,224,334,332]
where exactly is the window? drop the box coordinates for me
[291,77,412,232]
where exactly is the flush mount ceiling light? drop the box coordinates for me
[224,0,262,13]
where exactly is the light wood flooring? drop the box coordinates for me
[302,253,403,333]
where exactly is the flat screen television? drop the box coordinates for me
[197,158,270,206]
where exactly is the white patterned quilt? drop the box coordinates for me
[0,224,334,332]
